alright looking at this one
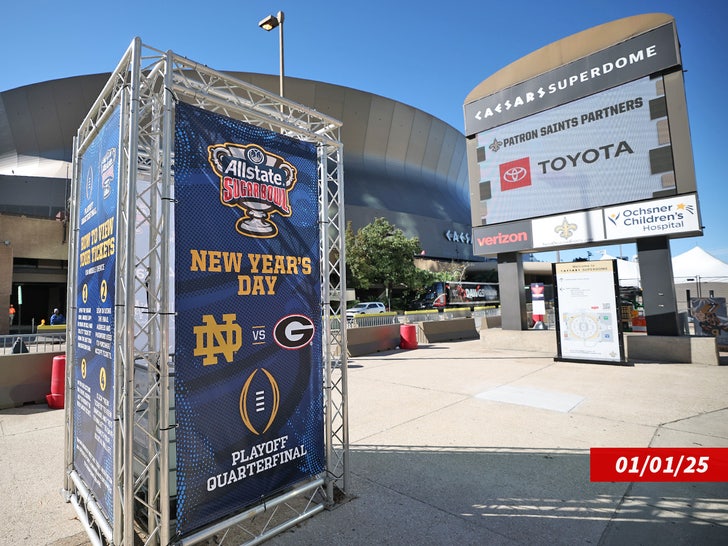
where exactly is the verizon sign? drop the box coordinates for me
[472,221,532,254]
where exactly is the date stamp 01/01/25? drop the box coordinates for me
[590,447,728,482]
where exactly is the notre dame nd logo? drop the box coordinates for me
[193,314,242,365]
[208,143,297,238]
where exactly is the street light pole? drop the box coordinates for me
[258,10,285,97]
[277,11,284,97]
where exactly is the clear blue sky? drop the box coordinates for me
[1,0,725,262]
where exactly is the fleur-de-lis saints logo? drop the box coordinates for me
[554,217,577,239]
[488,138,503,153]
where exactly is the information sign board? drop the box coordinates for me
[553,260,626,364]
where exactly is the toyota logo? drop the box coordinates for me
[503,166,527,183]
[273,315,315,350]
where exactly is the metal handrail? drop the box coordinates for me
[0,333,66,354]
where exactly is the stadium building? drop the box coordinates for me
[0,73,474,332]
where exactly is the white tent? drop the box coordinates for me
[672,247,728,283]
[599,251,641,287]
[595,246,728,286]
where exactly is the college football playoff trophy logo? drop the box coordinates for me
[208,143,297,238]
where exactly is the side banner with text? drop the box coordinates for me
[73,105,120,523]
[173,102,324,535]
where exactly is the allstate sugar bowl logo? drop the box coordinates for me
[208,143,297,238]
[101,148,116,199]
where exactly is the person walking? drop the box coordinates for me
[9,304,15,327]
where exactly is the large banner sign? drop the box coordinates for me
[553,260,625,364]
[173,102,324,535]
[73,105,121,522]
[474,76,673,226]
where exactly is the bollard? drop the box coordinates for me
[400,324,418,350]
[46,354,66,409]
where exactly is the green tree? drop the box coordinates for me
[346,218,432,306]
[432,261,468,283]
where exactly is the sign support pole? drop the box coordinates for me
[636,236,680,336]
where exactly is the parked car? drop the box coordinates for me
[346,302,386,320]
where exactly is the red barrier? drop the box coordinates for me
[46,354,66,409]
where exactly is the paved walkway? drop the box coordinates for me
[2,338,727,545]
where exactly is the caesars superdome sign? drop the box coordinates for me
[464,22,679,137]
[465,17,702,256]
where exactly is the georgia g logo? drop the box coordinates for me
[273,314,315,350]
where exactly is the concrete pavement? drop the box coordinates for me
[2,336,727,545]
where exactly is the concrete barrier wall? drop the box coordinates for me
[480,329,558,354]
[625,334,719,365]
[479,329,719,365]
[347,324,402,357]
[421,318,479,343]
[480,315,502,329]
[0,352,63,409]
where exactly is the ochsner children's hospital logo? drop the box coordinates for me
[208,143,298,238]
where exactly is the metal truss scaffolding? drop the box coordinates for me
[64,37,348,546]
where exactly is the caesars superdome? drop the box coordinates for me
[0,72,474,261]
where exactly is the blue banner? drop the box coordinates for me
[174,102,324,535]
[73,105,120,523]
